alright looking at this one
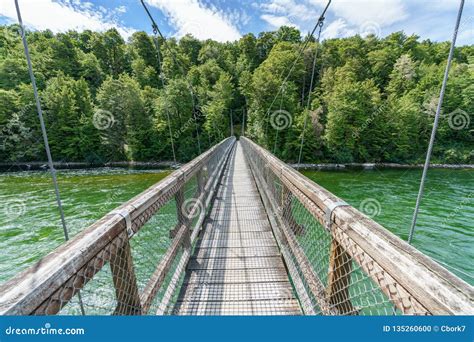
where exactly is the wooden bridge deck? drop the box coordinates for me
[173,142,302,315]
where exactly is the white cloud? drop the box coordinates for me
[0,0,135,38]
[259,0,318,22]
[330,0,408,27]
[261,14,299,29]
[322,18,355,39]
[116,6,127,14]
[146,0,241,42]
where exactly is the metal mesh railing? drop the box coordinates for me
[241,137,474,315]
[0,137,235,315]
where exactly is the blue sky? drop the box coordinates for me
[0,0,472,45]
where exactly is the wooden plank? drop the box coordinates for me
[200,231,274,242]
[201,220,271,233]
[188,256,285,270]
[210,208,268,221]
[183,268,289,284]
[191,248,280,260]
[110,239,142,315]
[178,282,295,301]
[174,299,301,315]
[196,238,277,249]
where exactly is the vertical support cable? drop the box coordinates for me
[14,0,85,315]
[297,21,324,165]
[273,92,284,154]
[408,0,465,244]
[140,0,201,154]
[152,36,177,164]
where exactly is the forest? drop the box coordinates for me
[0,25,472,164]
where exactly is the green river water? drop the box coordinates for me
[0,168,472,286]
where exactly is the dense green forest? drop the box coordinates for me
[0,25,472,164]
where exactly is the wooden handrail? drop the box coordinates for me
[0,137,235,315]
[241,137,474,315]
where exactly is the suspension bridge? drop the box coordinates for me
[1,0,473,316]
[0,137,473,315]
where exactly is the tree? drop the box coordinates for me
[154,78,198,161]
[96,75,147,161]
[323,66,383,162]
[91,29,130,77]
[42,74,98,161]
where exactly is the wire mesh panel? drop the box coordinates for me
[0,137,235,316]
[240,137,474,316]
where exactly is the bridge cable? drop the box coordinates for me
[273,89,284,154]
[263,0,331,141]
[408,0,465,244]
[140,0,202,155]
[297,20,325,165]
[14,0,86,315]
[151,35,177,164]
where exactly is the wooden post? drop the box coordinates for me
[326,239,355,315]
[110,238,142,315]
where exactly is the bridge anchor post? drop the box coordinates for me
[110,235,142,315]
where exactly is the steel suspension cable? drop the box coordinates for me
[297,21,325,165]
[152,35,177,164]
[264,0,331,139]
[14,0,86,315]
[140,0,202,154]
[273,90,284,154]
[408,0,465,244]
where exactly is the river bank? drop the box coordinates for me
[292,163,474,170]
[0,160,179,172]
[1,161,473,172]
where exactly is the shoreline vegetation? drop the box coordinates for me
[0,25,472,166]
[0,161,473,172]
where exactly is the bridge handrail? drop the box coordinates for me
[241,136,474,315]
[0,137,236,315]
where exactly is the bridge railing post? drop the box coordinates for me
[110,236,143,315]
[325,239,355,315]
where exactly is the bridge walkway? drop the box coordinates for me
[173,142,302,315]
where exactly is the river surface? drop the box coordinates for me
[302,168,473,285]
[0,168,472,286]
[0,168,170,284]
